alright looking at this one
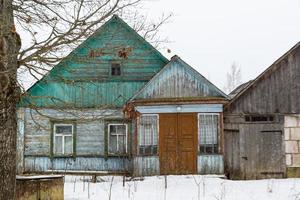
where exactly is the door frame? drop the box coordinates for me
[159,113,198,175]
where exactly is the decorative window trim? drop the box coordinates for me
[107,123,128,155]
[52,123,75,157]
[138,114,159,156]
[198,113,220,155]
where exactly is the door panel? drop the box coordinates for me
[159,114,178,175]
[159,113,197,175]
[178,113,197,174]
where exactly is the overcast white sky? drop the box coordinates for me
[143,0,300,90]
[20,0,300,92]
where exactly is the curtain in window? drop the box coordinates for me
[198,114,219,154]
[139,115,158,155]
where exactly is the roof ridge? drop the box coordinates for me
[226,41,300,108]
[129,55,228,101]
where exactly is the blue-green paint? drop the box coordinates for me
[20,15,168,108]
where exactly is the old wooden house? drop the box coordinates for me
[17,15,228,176]
[224,42,300,179]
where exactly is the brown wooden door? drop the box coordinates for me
[159,113,197,175]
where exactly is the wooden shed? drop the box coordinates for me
[224,42,300,179]
[126,56,228,176]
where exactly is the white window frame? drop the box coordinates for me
[138,114,159,155]
[108,123,128,154]
[53,123,74,155]
[197,113,220,154]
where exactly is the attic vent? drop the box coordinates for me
[245,115,274,122]
[111,63,121,76]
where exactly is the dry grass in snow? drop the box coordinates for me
[64,175,300,200]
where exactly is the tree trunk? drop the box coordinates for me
[0,0,21,199]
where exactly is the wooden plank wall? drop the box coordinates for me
[134,57,225,100]
[17,108,25,174]
[133,156,159,176]
[228,47,300,114]
[24,156,130,173]
[197,155,224,174]
[16,176,64,200]
[22,108,131,173]
[20,16,167,108]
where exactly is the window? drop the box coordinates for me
[198,114,219,154]
[108,124,127,154]
[245,115,274,122]
[53,124,73,155]
[111,63,121,76]
[138,115,158,155]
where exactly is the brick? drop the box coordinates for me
[285,141,299,153]
[290,128,300,140]
[287,167,300,178]
[293,154,300,167]
[285,116,298,127]
[284,128,290,140]
[286,154,292,166]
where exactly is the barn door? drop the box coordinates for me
[241,124,284,179]
[159,113,197,175]
[258,131,284,178]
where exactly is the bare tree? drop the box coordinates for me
[224,62,242,94]
[13,0,171,90]
[0,1,21,199]
[0,0,171,198]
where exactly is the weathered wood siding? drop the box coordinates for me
[227,46,300,114]
[20,15,167,108]
[17,108,25,174]
[16,176,64,200]
[224,115,286,179]
[24,157,130,173]
[22,108,131,173]
[198,155,224,174]
[225,44,300,179]
[133,156,159,176]
[132,56,227,100]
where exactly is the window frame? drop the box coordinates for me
[110,62,121,76]
[138,114,159,156]
[53,123,74,156]
[197,113,220,155]
[107,123,128,155]
[244,114,275,123]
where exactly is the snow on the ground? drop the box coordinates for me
[64,175,300,200]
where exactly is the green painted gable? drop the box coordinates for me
[20,15,168,108]
[131,55,227,101]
